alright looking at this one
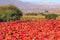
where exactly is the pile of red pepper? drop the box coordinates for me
[0,20,60,40]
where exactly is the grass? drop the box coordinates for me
[21,15,46,20]
[56,16,60,20]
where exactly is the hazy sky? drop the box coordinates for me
[21,0,60,2]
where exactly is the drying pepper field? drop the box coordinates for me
[0,20,60,40]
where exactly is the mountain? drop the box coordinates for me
[0,0,60,14]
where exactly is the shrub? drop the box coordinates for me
[25,13,37,16]
[45,14,58,20]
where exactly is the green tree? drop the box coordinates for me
[0,4,23,22]
[25,12,37,16]
[45,14,58,20]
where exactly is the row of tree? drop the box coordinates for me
[25,12,58,20]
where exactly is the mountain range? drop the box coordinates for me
[0,0,60,14]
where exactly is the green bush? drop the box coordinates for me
[0,4,23,22]
[45,14,58,20]
[25,13,37,16]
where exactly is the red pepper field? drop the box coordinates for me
[0,20,60,40]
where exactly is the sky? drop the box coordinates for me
[21,0,60,2]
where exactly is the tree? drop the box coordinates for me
[25,12,37,16]
[45,14,58,20]
[0,4,23,22]
[44,10,48,13]
[38,13,45,16]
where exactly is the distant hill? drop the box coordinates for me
[0,0,60,14]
